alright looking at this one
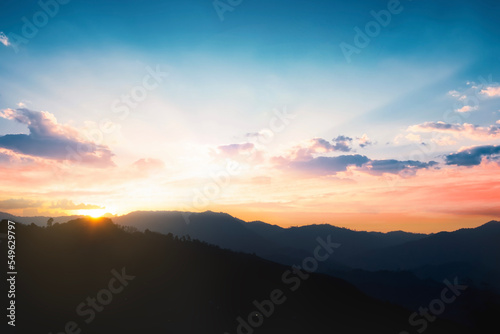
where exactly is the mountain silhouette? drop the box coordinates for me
[344,221,500,290]
[113,211,500,328]
[1,211,499,332]
[0,218,472,334]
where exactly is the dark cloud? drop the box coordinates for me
[365,159,438,176]
[331,135,353,152]
[283,136,354,162]
[0,108,115,167]
[413,122,458,130]
[290,155,370,175]
[217,143,254,155]
[445,145,500,166]
[357,134,373,148]
[334,135,352,142]
[280,153,437,177]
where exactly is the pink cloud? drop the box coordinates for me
[481,86,500,97]
[131,158,165,175]
[408,121,500,140]
[0,32,10,47]
[211,142,265,164]
[455,105,478,113]
[280,136,353,162]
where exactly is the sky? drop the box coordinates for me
[0,0,499,232]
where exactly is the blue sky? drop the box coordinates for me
[0,0,499,232]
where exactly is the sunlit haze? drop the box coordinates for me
[1,0,499,233]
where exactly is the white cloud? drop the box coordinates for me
[357,134,373,148]
[431,136,457,146]
[481,86,500,97]
[0,32,10,47]
[448,90,466,100]
[455,105,478,113]
[405,133,421,142]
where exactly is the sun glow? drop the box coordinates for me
[77,208,112,218]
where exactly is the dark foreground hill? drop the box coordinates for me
[0,218,470,334]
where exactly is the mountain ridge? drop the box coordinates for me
[0,217,477,333]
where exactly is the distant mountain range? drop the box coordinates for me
[0,217,475,334]
[0,211,83,226]
[111,211,429,266]
[2,210,499,329]
[114,211,500,291]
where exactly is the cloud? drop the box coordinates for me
[331,135,353,152]
[211,142,264,163]
[393,133,425,145]
[408,121,500,140]
[0,149,36,165]
[307,137,352,153]
[447,85,485,112]
[0,32,10,47]
[132,158,165,172]
[405,133,422,143]
[245,130,270,140]
[363,159,438,176]
[217,143,254,156]
[290,155,369,175]
[431,136,457,146]
[0,108,115,167]
[455,105,478,113]
[273,134,438,177]
[280,136,354,162]
[357,134,373,148]
[49,199,104,210]
[286,154,437,177]
[448,90,467,99]
[0,198,43,210]
[445,145,500,166]
[481,86,500,97]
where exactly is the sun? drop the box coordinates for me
[78,208,110,218]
